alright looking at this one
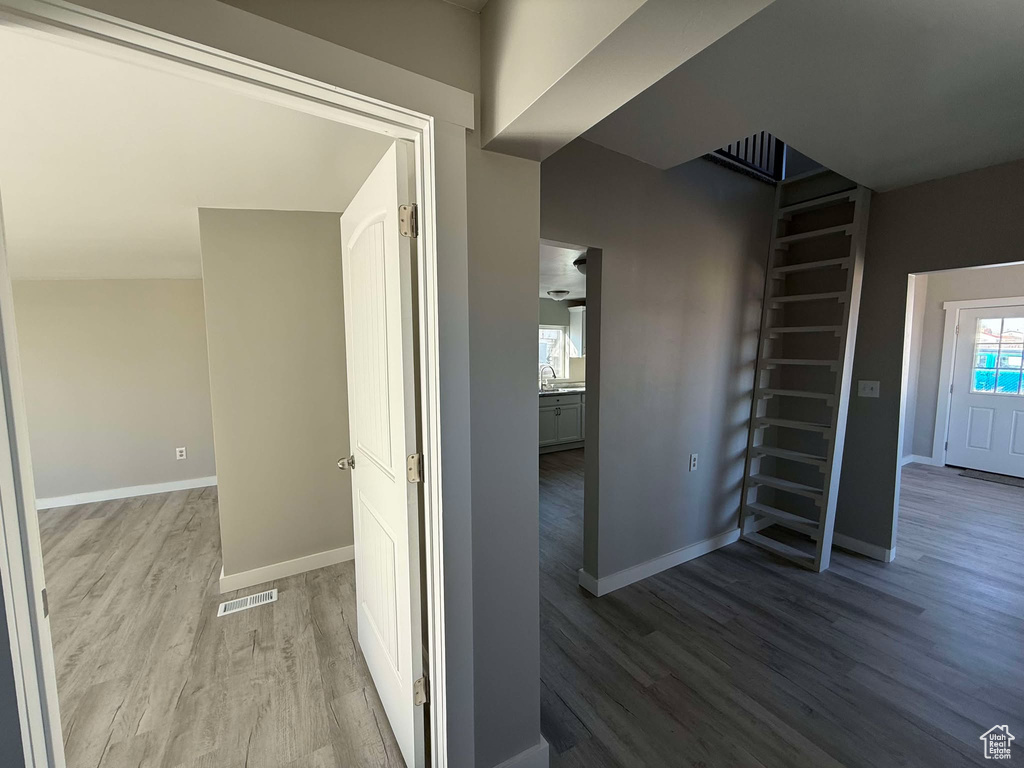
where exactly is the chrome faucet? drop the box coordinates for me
[539,364,556,390]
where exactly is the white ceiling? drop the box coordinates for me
[0,29,394,280]
[584,0,1024,191]
[540,242,586,300]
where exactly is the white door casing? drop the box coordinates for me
[340,141,425,767]
[946,305,1024,477]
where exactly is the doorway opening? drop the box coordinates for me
[0,10,446,768]
[896,261,1024,561]
[536,238,601,596]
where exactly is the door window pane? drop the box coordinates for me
[974,369,996,392]
[971,317,1024,395]
[997,369,1022,394]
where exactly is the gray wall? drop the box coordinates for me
[839,158,1024,550]
[199,209,353,578]
[14,279,216,500]
[0,576,24,765]
[538,297,570,326]
[468,145,543,767]
[905,263,1024,458]
[542,139,774,579]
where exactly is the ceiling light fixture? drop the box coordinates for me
[547,290,570,301]
[573,254,587,275]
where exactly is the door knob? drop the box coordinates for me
[337,455,356,470]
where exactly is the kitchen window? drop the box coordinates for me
[539,326,568,379]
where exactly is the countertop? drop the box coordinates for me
[539,387,585,398]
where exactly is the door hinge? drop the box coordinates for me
[413,675,429,706]
[945,441,949,450]
[399,204,418,239]
[41,588,48,618]
[406,453,423,484]
[955,324,959,335]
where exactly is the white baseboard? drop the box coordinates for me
[901,454,939,467]
[491,737,550,768]
[832,532,896,563]
[539,440,584,455]
[220,545,354,594]
[577,518,774,597]
[35,475,217,510]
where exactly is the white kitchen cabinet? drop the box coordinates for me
[540,392,585,451]
[556,403,583,442]
[539,404,560,447]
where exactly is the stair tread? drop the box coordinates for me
[766,325,842,334]
[751,445,829,465]
[755,417,833,433]
[772,257,851,275]
[748,473,824,498]
[770,291,846,304]
[757,388,835,401]
[777,189,857,217]
[775,224,852,245]
[741,530,817,568]
[745,502,821,532]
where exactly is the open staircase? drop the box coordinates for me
[739,168,871,572]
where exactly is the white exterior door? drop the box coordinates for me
[946,305,1024,477]
[340,141,425,767]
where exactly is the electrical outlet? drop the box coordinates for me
[689,453,698,472]
[858,380,880,398]
[176,446,187,461]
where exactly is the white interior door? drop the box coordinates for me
[946,305,1024,477]
[340,141,424,767]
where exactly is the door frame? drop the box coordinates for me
[0,3,452,766]
[930,295,1024,467]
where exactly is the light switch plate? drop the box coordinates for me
[858,380,880,398]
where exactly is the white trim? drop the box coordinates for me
[832,533,895,563]
[35,476,216,510]
[931,295,1024,468]
[539,440,584,455]
[577,519,773,597]
[900,454,939,467]
[0,4,453,766]
[219,545,354,594]
[490,738,550,768]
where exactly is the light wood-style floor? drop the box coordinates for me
[39,486,403,768]
[540,450,1024,767]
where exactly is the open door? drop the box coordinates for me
[340,141,425,767]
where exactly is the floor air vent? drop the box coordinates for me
[217,588,277,617]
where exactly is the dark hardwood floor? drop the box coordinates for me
[539,449,1024,767]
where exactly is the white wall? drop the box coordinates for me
[905,263,1024,459]
[542,140,774,580]
[220,0,481,94]
[13,279,215,501]
[481,0,644,142]
[2,3,541,766]
[198,209,352,579]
